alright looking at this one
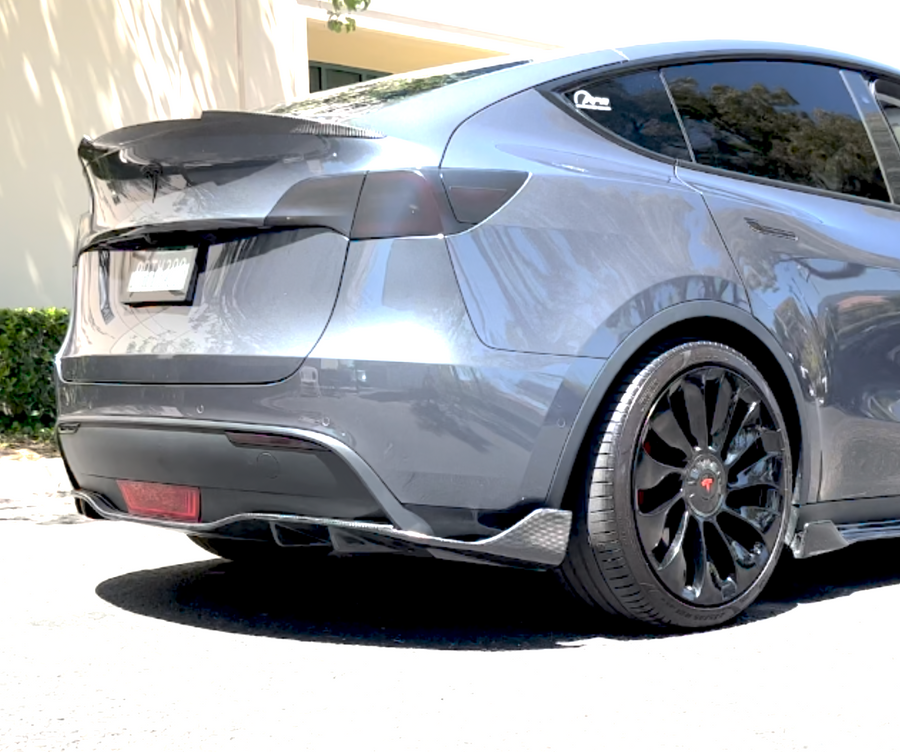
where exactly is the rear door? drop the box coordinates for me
[666,59,900,502]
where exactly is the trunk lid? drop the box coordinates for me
[62,227,348,384]
[62,111,388,386]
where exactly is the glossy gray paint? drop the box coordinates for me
[297,50,626,150]
[76,41,900,250]
[442,88,747,357]
[542,300,820,518]
[59,236,601,532]
[675,161,900,502]
[63,229,348,384]
[273,40,900,150]
[56,40,900,550]
[303,236,596,511]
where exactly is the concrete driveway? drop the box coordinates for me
[2,452,900,751]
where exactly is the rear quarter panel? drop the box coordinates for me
[441,88,749,358]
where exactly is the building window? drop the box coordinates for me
[308,62,387,93]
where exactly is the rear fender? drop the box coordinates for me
[545,301,821,512]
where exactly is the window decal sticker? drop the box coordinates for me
[562,71,691,159]
[574,90,612,111]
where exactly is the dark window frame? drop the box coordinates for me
[841,71,900,203]
[869,76,900,200]
[540,66,690,166]
[559,69,693,162]
[661,59,892,205]
[541,56,900,211]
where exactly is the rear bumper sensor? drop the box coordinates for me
[70,489,572,568]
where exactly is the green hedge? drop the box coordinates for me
[0,308,69,436]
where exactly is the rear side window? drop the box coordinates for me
[564,70,691,160]
[664,61,889,202]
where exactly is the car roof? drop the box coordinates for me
[463,40,900,104]
[509,38,900,85]
[282,39,900,158]
[614,39,900,78]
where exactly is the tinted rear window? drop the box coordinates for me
[565,70,690,159]
[263,59,529,122]
[664,61,889,202]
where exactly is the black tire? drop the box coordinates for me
[188,535,330,565]
[560,341,793,629]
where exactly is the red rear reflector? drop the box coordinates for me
[117,480,200,522]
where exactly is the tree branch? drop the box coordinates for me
[327,0,372,33]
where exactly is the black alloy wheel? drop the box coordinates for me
[633,365,786,605]
[560,341,793,629]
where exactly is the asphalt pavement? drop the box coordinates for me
[3,460,900,751]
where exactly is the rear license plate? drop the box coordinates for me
[117,480,201,521]
[123,248,198,304]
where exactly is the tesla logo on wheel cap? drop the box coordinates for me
[700,476,714,493]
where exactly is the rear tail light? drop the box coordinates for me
[86,166,530,250]
[440,168,529,224]
[351,170,446,239]
[266,173,365,237]
[350,168,529,240]
[118,480,200,522]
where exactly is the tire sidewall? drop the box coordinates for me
[604,342,793,628]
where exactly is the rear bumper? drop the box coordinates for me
[59,416,430,533]
[57,234,601,550]
[59,416,571,568]
[71,487,571,567]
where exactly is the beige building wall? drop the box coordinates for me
[0,0,546,310]
[0,0,308,309]
[5,0,897,309]
[0,0,542,310]
[306,20,502,74]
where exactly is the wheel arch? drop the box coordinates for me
[547,301,820,512]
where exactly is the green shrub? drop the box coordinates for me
[0,308,70,436]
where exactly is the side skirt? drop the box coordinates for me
[790,496,900,558]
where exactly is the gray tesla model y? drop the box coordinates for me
[57,40,900,628]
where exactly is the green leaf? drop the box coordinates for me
[327,0,369,33]
[0,307,69,433]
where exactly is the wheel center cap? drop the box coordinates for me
[685,456,725,517]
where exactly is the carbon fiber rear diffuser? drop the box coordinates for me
[70,490,572,568]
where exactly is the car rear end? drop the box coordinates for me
[56,57,584,566]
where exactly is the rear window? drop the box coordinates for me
[564,69,691,160]
[263,59,529,122]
